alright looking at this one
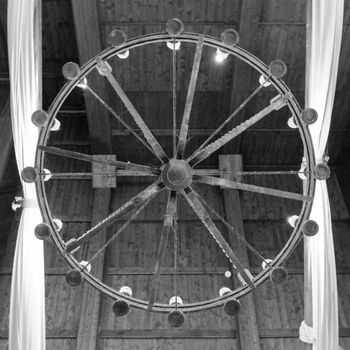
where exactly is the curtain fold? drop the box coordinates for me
[306,0,343,349]
[8,0,46,349]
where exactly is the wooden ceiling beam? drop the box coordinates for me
[229,1,265,154]
[71,0,112,154]
[75,188,111,350]
[71,2,112,349]
[219,155,261,350]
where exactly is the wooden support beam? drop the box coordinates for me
[229,1,264,153]
[0,96,12,184]
[1,327,350,340]
[75,188,111,350]
[219,155,261,350]
[3,265,350,276]
[71,0,112,154]
[92,155,116,188]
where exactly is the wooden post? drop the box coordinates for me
[76,188,111,350]
[92,155,117,188]
[219,155,261,350]
[303,0,313,349]
[229,0,264,153]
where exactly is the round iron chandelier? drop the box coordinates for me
[22,18,321,326]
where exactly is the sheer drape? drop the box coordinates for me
[8,0,46,349]
[306,0,343,349]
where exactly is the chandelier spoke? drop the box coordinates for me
[148,191,177,310]
[97,59,168,163]
[193,169,309,177]
[193,188,273,270]
[176,36,204,158]
[194,175,311,202]
[38,145,159,175]
[38,170,158,180]
[181,187,255,289]
[66,181,164,252]
[187,94,290,166]
[192,84,264,157]
[84,84,161,161]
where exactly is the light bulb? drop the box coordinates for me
[169,296,183,306]
[219,287,231,297]
[259,74,271,87]
[288,215,299,228]
[77,77,87,89]
[52,218,63,232]
[43,168,52,181]
[287,116,298,129]
[215,48,229,63]
[262,259,273,270]
[120,286,132,297]
[224,270,232,278]
[166,40,181,51]
[117,50,129,59]
[50,118,61,131]
[79,260,92,273]
[298,158,307,180]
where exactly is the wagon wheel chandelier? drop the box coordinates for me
[22,18,326,327]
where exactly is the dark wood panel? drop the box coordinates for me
[261,0,306,23]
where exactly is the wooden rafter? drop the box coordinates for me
[71,0,112,154]
[71,1,112,349]
[229,0,264,154]
[219,155,261,350]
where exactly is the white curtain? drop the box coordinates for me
[306,0,343,349]
[8,0,46,349]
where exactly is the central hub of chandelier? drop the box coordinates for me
[161,159,193,190]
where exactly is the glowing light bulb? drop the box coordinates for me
[169,296,183,306]
[77,77,87,89]
[166,40,181,51]
[288,215,299,228]
[120,286,132,297]
[259,74,271,87]
[298,157,307,180]
[43,168,52,181]
[50,118,61,131]
[219,287,231,297]
[215,48,229,63]
[287,116,298,129]
[79,260,92,273]
[262,259,273,270]
[117,50,129,59]
[224,270,232,278]
[52,218,63,232]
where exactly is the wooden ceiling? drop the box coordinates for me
[1,0,349,244]
[0,0,348,169]
[1,2,350,348]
